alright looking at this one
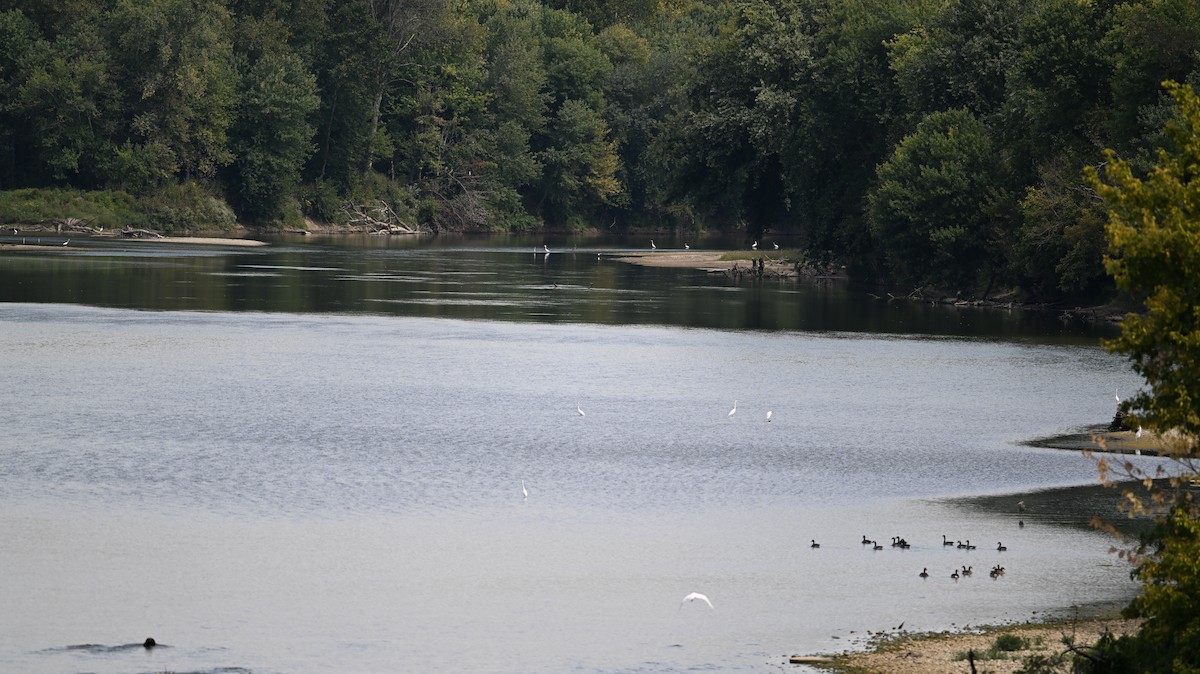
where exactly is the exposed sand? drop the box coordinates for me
[1026,425,1168,456]
[808,617,1140,674]
[614,251,743,269]
[613,250,801,274]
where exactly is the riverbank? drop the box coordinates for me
[2,227,268,248]
[806,615,1140,674]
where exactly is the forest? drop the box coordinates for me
[1,0,1198,299]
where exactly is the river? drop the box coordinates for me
[0,234,1152,673]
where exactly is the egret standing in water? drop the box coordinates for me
[1115,389,1120,403]
[543,244,550,254]
[522,480,528,500]
[577,402,585,417]
[680,592,714,609]
[729,400,737,417]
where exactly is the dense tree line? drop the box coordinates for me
[1,0,1197,299]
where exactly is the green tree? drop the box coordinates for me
[17,15,119,187]
[1014,155,1109,299]
[229,49,319,222]
[1087,80,1200,674]
[105,0,239,182]
[0,9,43,187]
[1106,0,1200,150]
[886,0,1021,124]
[867,108,1016,290]
[1088,81,1200,438]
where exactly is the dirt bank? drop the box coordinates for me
[808,617,1139,674]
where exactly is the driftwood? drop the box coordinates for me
[341,199,418,234]
[52,217,105,233]
[120,227,165,238]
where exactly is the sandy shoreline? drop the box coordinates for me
[806,616,1140,673]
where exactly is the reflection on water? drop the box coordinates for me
[0,303,1150,674]
[0,233,1113,339]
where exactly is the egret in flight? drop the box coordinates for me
[680,592,714,609]
[766,410,773,422]
[729,400,737,417]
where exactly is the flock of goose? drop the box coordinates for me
[788,533,1015,581]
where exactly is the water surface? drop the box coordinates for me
[0,237,1149,673]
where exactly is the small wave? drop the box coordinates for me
[53,641,167,654]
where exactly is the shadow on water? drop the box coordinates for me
[950,480,1159,539]
[0,234,1117,341]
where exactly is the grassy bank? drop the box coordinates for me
[0,185,237,233]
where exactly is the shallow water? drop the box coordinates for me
[0,298,1154,674]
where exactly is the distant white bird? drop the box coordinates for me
[1115,389,1120,403]
[766,410,773,422]
[1136,426,1143,439]
[680,592,714,609]
[543,244,550,254]
[773,242,779,250]
[61,239,70,246]
[651,240,657,250]
[751,241,758,250]
[522,480,528,500]
[729,400,737,417]
[1017,500,1026,513]
[684,243,690,249]
[577,402,585,417]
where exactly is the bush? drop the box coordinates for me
[0,187,138,230]
[136,182,237,232]
[995,634,1030,652]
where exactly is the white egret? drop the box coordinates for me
[684,243,690,249]
[1136,426,1143,439]
[680,592,714,609]
[577,402,585,417]
[543,244,550,254]
[651,240,657,250]
[728,400,737,417]
[751,241,758,250]
[61,239,70,246]
[766,410,773,422]
[1115,389,1120,403]
[522,480,528,499]
[773,242,779,250]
